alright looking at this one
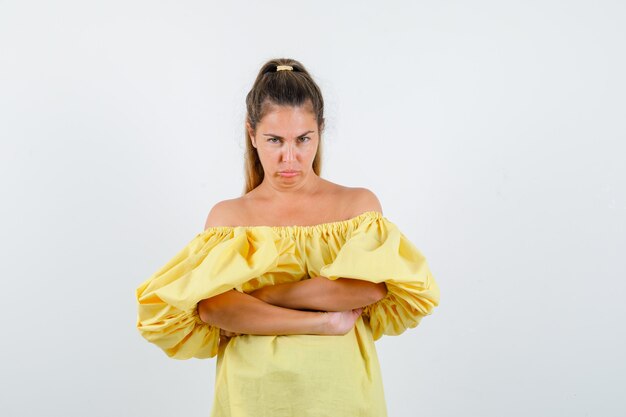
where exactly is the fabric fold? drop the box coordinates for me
[318,215,440,341]
[135,227,284,359]
[136,211,440,360]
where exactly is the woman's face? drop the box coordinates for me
[247,104,319,189]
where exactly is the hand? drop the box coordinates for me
[323,307,364,335]
[220,328,243,338]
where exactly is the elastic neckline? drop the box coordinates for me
[202,210,383,233]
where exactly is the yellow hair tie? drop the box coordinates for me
[276,65,293,71]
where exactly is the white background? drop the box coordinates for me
[1,1,624,416]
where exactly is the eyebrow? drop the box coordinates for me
[262,130,314,139]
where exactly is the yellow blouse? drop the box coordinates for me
[135,210,440,417]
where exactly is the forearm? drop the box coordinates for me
[253,276,388,312]
[197,289,329,335]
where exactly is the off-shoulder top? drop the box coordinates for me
[135,210,440,360]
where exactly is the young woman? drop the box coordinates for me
[135,58,440,417]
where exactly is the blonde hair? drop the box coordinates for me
[243,58,326,195]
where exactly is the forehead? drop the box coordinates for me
[259,104,317,130]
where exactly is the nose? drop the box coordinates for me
[282,142,295,162]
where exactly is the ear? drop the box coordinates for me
[245,121,256,148]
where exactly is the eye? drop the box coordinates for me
[299,136,310,142]
[267,138,281,143]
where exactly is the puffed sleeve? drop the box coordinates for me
[318,215,440,341]
[135,227,283,359]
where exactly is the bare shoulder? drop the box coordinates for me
[343,186,383,216]
[204,198,245,229]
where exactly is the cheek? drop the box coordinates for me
[261,148,282,159]
[306,144,319,158]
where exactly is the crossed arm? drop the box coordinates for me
[197,276,387,335]
[250,276,387,312]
